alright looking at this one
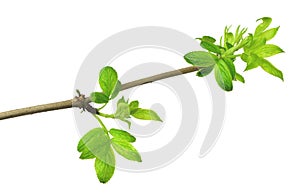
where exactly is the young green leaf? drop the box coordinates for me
[197,36,216,43]
[235,73,245,83]
[226,32,234,45]
[255,17,272,36]
[253,44,284,58]
[184,51,216,67]
[115,102,130,120]
[77,128,111,161]
[223,58,236,79]
[241,53,248,62]
[214,59,233,91]
[196,66,214,77]
[79,148,96,159]
[200,41,222,54]
[258,57,284,80]
[77,128,100,159]
[234,26,247,44]
[240,34,253,51]
[129,100,139,114]
[90,92,109,104]
[244,37,266,53]
[99,66,118,97]
[223,26,232,46]
[110,129,136,143]
[94,148,115,183]
[131,108,162,122]
[111,80,122,99]
[234,25,241,41]
[114,98,131,128]
[111,138,142,162]
[257,27,280,41]
[244,54,260,71]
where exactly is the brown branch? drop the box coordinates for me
[0,66,200,120]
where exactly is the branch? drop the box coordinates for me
[0,66,200,120]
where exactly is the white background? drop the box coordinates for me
[0,0,299,195]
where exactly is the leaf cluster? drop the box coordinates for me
[78,66,162,183]
[184,17,284,91]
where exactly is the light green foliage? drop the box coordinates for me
[214,59,233,91]
[184,51,216,67]
[111,80,122,99]
[99,66,118,97]
[95,149,115,183]
[129,100,139,114]
[77,128,111,161]
[115,101,130,120]
[109,129,136,143]
[111,138,142,162]
[254,17,272,36]
[78,128,115,183]
[235,73,245,83]
[131,108,162,122]
[184,17,284,91]
[78,66,162,184]
[90,92,109,104]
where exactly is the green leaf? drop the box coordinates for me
[235,72,245,83]
[94,148,115,183]
[257,27,280,41]
[184,51,216,67]
[111,80,122,99]
[214,59,233,91]
[253,44,284,58]
[226,32,234,44]
[114,99,131,128]
[241,53,249,62]
[77,128,112,163]
[90,92,109,104]
[196,66,214,77]
[197,36,216,43]
[79,148,96,159]
[111,138,142,162]
[200,41,222,54]
[131,108,162,122]
[223,58,236,79]
[255,17,272,36]
[243,55,284,80]
[99,66,118,97]
[223,26,231,46]
[244,54,260,71]
[110,129,136,143]
[240,34,253,51]
[258,58,284,81]
[234,26,247,44]
[234,25,241,41]
[129,100,139,114]
[244,38,266,53]
[115,102,130,120]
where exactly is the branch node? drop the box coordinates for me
[73,92,98,115]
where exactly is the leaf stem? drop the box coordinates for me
[98,103,108,111]
[93,115,108,133]
[98,112,115,119]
